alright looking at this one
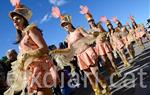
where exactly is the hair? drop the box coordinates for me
[132,22,138,29]
[71,24,76,30]
[126,25,131,30]
[123,27,129,33]
[88,20,96,29]
[63,41,68,48]
[107,24,114,32]
[48,44,57,50]
[117,22,123,28]
[14,15,43,44]
[14,15,29,44]
[66,23,76,34]
[97,22,106,32]
[59,42,65,49]
[7,49,17,55]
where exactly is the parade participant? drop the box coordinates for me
[101,16,130,68]
[51,6,110,95]
[4,1,58,95]
[0,59,8,95]
[112,16,135,59]
[126,22,137,56]
[130,16,150,49]
[80,5,120,77]
[6,49,17,62]
[5,49,18,72]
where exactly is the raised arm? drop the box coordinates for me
[78,27,90,37]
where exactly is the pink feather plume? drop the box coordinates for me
[100,16,108,23]
[80,5,89,14]
[112,16,118,23]
[10,0,20,7]
[51,6,61,18]
[130,15,135,21]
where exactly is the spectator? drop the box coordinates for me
[0,59,8,94]
[5,49,17,72]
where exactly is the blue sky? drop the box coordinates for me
[0,0,149,58]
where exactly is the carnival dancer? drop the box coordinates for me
[126,22,137,56]
[4,1,58,95]
[112,16,135,59]
[101,16,130,68]
[80,5,120,78]
[130,16,150,49]
[51,6,111,95]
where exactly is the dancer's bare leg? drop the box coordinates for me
[84,68,102,95]
[90,65,111,94]
[138,38,145,49]
[101,55,115,75]
[107,52,121,77]
[120,48,130,67]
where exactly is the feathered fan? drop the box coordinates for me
[10,0,20,8]
[51,6,62,18]
[112,16,118,23]
[80,5,89,14]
